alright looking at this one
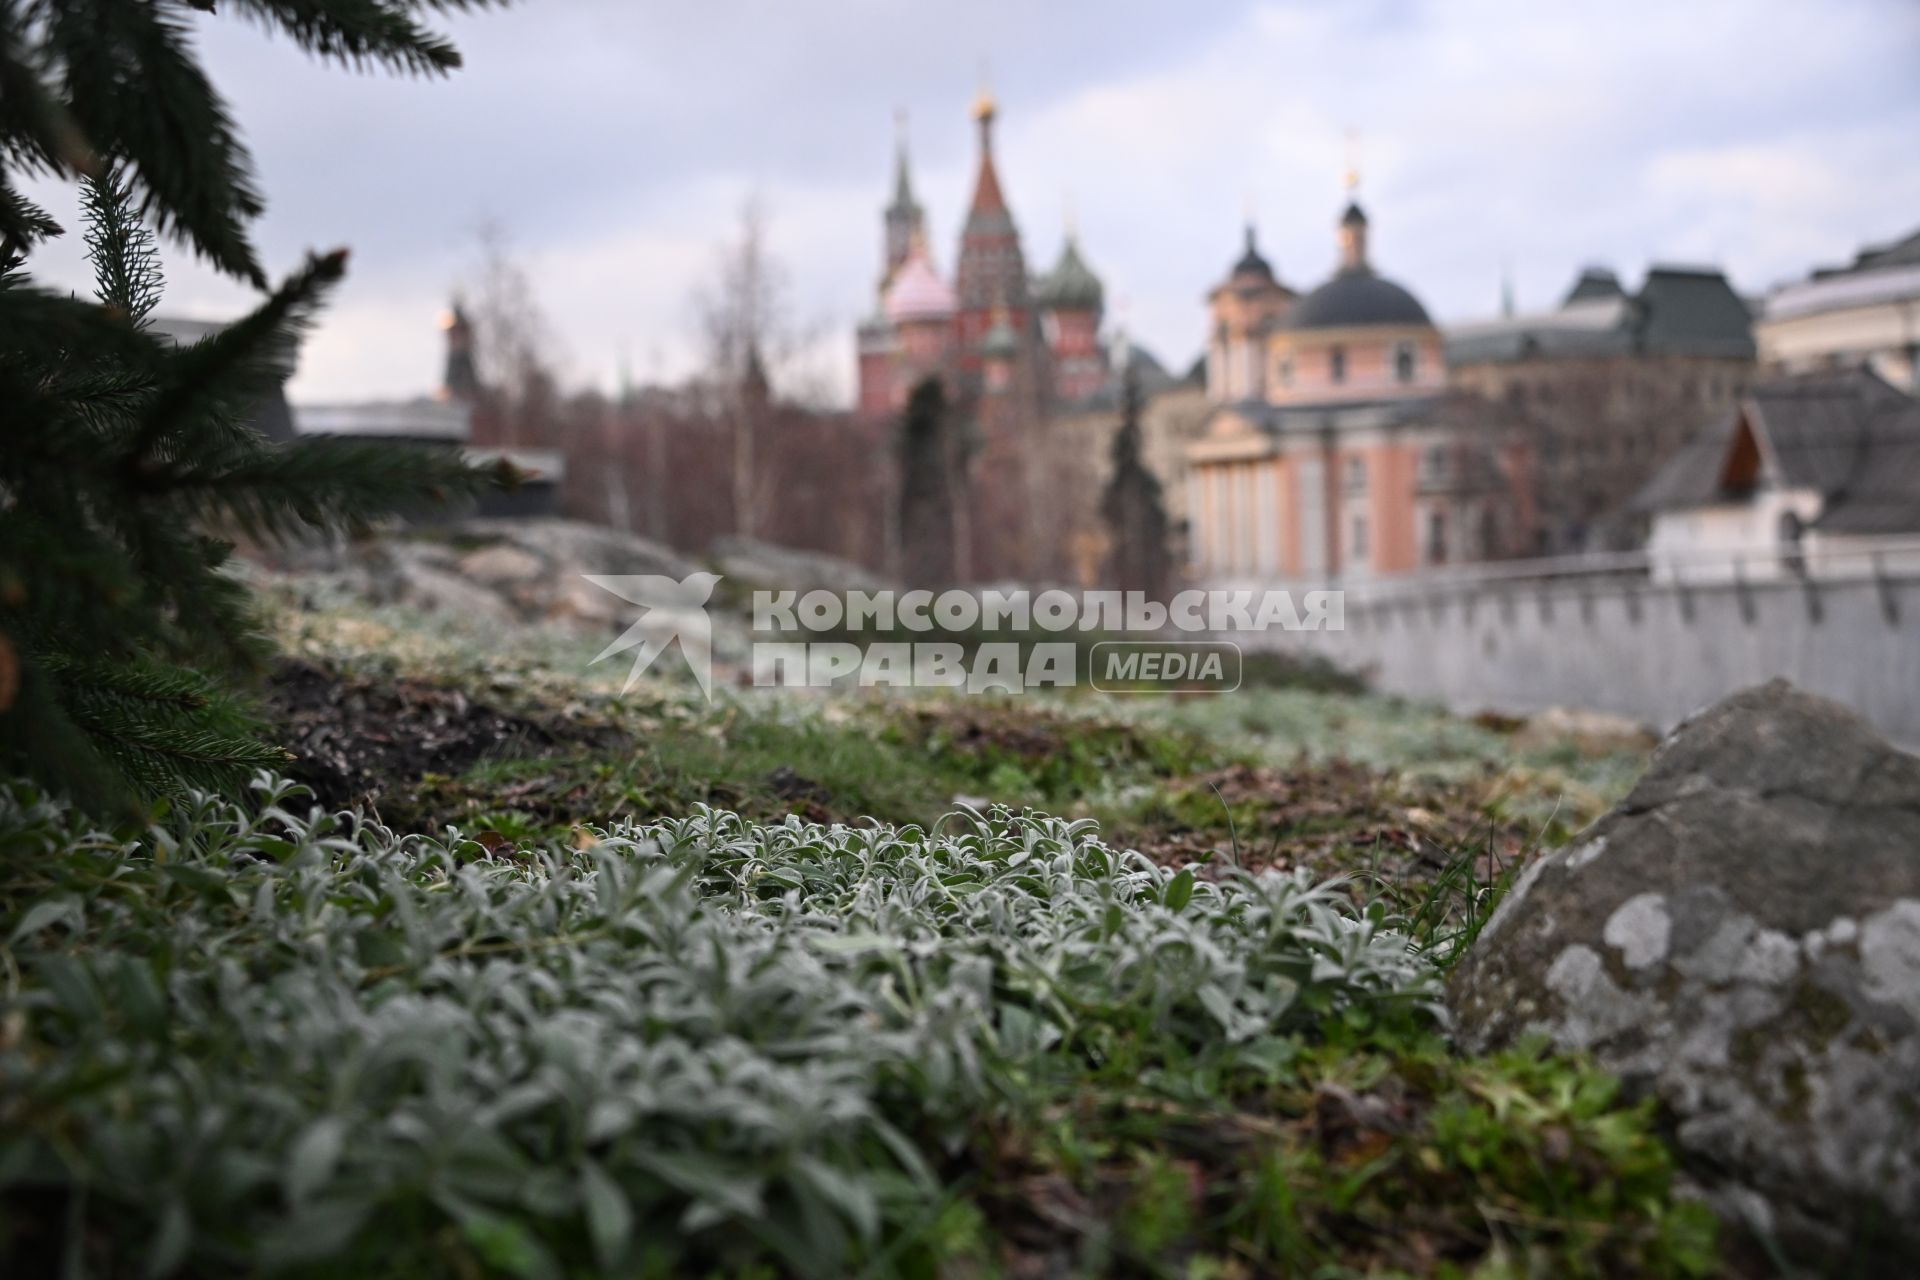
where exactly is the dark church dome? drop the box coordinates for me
[1285,268,1432,330]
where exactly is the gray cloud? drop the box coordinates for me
[21,0,1920,403]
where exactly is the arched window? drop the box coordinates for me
[1394,341,1416,383]
[1329,345,1347,384]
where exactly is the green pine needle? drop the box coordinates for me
[0,1,506,814]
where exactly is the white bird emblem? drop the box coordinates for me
[582,572,722,700]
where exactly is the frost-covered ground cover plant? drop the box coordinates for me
[0,777,1714,1277]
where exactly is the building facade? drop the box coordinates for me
[1757,226,1920,393]
[853,92,1166,583]
[1632,369,1920,582]
[1446,264,1757,552]
[1187,193,1532,583]
[854,96,1113,420]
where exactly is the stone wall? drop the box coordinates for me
[1253,568,1920,746]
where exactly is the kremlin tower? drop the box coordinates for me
[951,86,1033,383]
[854,92,1110,419]
[880,110,925,294]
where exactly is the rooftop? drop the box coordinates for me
[1632,368,1920,535]
[883,244,955,323]
[1034,236,1103,311]
[1285,268,1432,331]
[295,399,473,442]
[1446,263,1755,364]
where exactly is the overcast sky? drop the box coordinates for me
[22,0,1920,405]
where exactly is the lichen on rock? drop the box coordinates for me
[1448,680,1920,1267]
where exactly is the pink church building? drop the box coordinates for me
[855,94,1114,418]
[1187,190,1535,582]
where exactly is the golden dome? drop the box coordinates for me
[971,86,996,124]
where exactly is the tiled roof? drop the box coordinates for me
[1629,422,1735,512]
[1635,267,1758,359]
[1812,225,1920,279]
[1446,265,1754,364]
[1630,369,1920,534]
[1563,266,1626,305]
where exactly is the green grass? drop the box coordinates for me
[0,781,1715,1279]
[0,581,1718,1276]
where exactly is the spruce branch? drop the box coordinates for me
[81,163,163,325]
[33,365,155,440]
[0,4,98,178]
[0,276,165,369]
[49,0,268,285]
[171,436,510,542]
[62,683,286,798]
[219,0,468,75]
[0,662,144,818]
[0,0,502,814]
[0,177,62,267]
[132,249,347,461]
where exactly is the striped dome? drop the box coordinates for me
[884,248,955,324]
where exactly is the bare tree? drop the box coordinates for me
[690,198,858,540]
[898,377,958,585]
[694,200,784,540]
[1100,364,1173,598]
[463,221,564,447]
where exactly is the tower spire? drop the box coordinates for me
[972,61,997,132]
[964,77,1007,218]
[880,107,926,292]
[438,297,478,402]
[1337,140,1370,273]
[953,76,1032,385]
[890,107,913,208]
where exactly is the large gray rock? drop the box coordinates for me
[1450,680,1920,1260]
[456,543,546,588]
[455,518,698,582]
[710,535,894,595]
[361,550,515,625]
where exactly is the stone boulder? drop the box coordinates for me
[361,550,515,625]
[710,535,894,595]
[456,543,546,588]
[1449,680,1920,1262]
[456,518,697,583]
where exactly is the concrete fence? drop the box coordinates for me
[1232,545,1920,747]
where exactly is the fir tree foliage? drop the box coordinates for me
[897,375,958,586]
[0,1,510,815]
[1101,361,1173,599]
